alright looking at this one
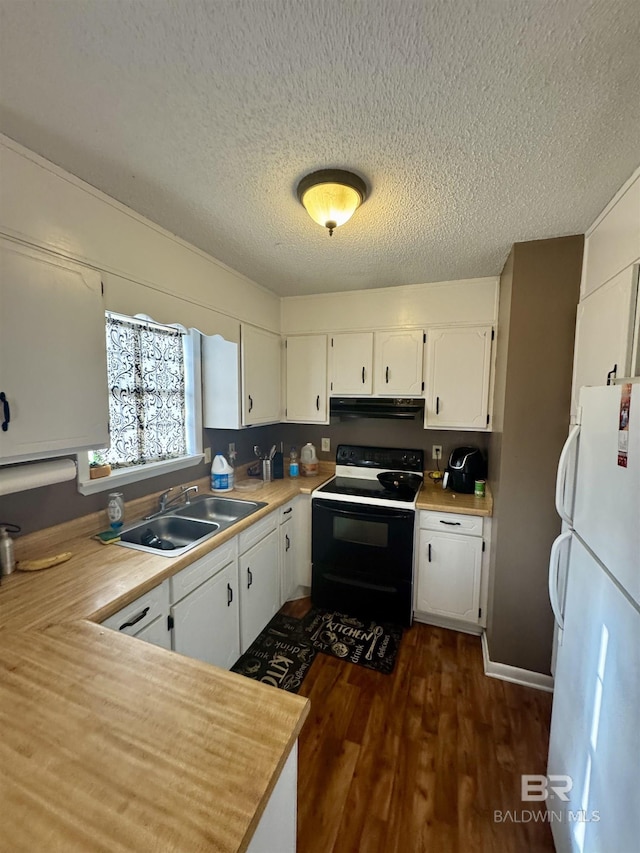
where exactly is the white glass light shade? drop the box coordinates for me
[297,170,367,235]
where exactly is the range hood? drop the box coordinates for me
[330,397,425,420]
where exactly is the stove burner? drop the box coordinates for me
[316,475,419,502]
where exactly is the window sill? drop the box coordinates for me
[77,454,204,495]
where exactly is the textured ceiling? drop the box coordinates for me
[1,0,639,297]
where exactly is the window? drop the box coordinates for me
[78,311,202,494]
[103,312,187,467]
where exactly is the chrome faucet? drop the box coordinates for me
[158,485,199,513]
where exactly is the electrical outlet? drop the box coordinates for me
[204,447,212,464]
[321,437,330,452]
[432,445,442,461]
[228,442,235,458]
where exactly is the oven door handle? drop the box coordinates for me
[315,502,412,522]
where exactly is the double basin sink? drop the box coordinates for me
[116,495,267,557]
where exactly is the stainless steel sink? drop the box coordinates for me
[118,515,220,557]
[116,495,267,557]
[173,496,267,524]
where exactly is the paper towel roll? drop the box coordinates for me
[0,459,77,496]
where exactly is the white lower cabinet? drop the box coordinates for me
[134,615,172,649]
[415,511,485,627]
[247,743,298,853]
[101,580,171,649]
[279,495,312,603]
[169,538,239,669]
[279,501,296,605]
[239,513,280,652]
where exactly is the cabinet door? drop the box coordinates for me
[239,529,280,652]
[280,517,296,605]
[295,495,312,593]
[171,562,240,669]
[241,324,281,425]
[373,330,424,395]
[285,335,328,423]
[571,265,639,419]
[0,239,109,462]
[424,325,492,429]
[330,333,373,394]
[416,529,482,623]
[135,615,172,650]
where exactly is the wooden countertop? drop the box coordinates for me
[0,473,326,852]
[416,475,493,516]
[1,621,308,853]
[1,472,331,632]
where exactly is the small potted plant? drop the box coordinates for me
[89,450,111,480]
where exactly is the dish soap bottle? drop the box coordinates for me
[289,447,299,478]
[211,453,234,492]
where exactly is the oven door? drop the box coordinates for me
[311,498,415,625]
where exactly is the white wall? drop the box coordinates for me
[0,135,280,338]
[281,276,499,334]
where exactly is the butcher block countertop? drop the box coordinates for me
[416,475,493,516]
[2,621,307,853]
[0,471,331,853]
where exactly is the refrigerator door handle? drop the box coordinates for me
[548,530,571,629]
[555,424,580,525]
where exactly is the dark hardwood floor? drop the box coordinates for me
[282,599,555,853]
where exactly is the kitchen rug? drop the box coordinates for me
[300,608,403,675]
[230,613,317,694]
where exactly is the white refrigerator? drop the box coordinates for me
[547,384,640,853]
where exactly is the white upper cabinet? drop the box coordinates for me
[330,332,373,394]
[424,325,493,430]
[203,324,281,428]
[284,335,328,423]
[582,172,640,299]
[373,330,424,395]
[572,265,639,417]
[0,239,108,464]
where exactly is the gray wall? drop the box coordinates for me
[0,419,487,536]
[487,235,583,675]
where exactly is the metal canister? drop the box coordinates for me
[474,479,486,498]
[0,526,16,575]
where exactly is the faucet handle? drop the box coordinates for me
[159,488,173,509]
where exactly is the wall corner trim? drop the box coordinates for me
[481,632,554,693]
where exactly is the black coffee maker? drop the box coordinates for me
[442,446,486,493]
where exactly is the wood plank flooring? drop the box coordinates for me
[282,599,555,853]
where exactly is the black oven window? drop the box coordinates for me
[333,517,389,548]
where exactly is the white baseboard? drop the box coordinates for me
[481,632,554,693]
[413,611,483,636]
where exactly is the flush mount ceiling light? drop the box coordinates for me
[297,169,367,236]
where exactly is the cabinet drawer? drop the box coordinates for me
[239,511,278,554]
[279,501,295,524]
[171,537,238,603]
[419,510,483,537]
[102,580,170,635]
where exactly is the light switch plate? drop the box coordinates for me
[204,447,212,464]
[321,437,330,452]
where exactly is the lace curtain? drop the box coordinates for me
[102,314,187,468]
